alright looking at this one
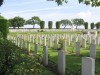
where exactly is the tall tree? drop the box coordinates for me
[61,19,72,28]
[96,22,100,29]
[72,18,84,29]
[90,22,95,29]
[56,21,61,29]
[40,21,45,29]
[9,16,25,29]
[48,21,53,29]
[9,19,16,29]
[26,16,41,29]
[84,22,88,29]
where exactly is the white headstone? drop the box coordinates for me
[75,42,80,56]
[82,39,86,48]
[63,40,66,51]
[34,44,38,54]
[90,44,96,59]
[58,50,66,75]
[82,57,95,75]
[44,36,46,46]
[54,38,58,49]
[43,46,48,66]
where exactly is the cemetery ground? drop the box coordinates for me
[8,31,100,75]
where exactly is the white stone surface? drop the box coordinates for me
[90,44,96,59]
[58,50,66,75]
[43,46,48,66]
[75,42,80,56]
[82,57,95,75]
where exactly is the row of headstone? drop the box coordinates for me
[8,34,96,75]
[33,44,95,75]
[17,33,100,46]
[8,34,98,57]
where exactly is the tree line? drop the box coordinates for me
[0,15,100,29]
[7,16,100,29]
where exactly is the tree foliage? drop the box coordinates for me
[48,0,100,7]
[0,0,3,6]
[61,19,72,28]
[96,22,100,29]
[26,16,41,28]
[56,21,61,29]
[9,19,16,29]
[1,0,100,7]
[72,18,84,29]
[0,16,4,19]
[90,22,95,29]
[84,22,88,29]
[0,19,9,39]
[40,21,45,29]
[9,16,25,29]
[48,21,53,29]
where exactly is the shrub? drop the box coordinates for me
[84,22,88,29]
[48,21,53,29]
[90,22,95,29]
[40,21,45,29]
[96,22,100,29]
[56,21,60,29]
[0,39,54,75]
[0,19,9,39]
[0,39,15,74]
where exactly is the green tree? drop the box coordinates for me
[26,16,41,29]
[61,19,72,28]
[56,21,61,29]
[84,22,88,29]
[40,21,45,29]
[90,22,95,29]
[9,17,25,29]
[48,21,53,29]
[96,22,100,29]
[9,19,16,29]
[72,18,84,29]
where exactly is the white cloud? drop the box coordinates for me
[77,11,92,19]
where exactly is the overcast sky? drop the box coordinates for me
[0,0,100,28]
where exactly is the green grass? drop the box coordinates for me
[8,31,82,36]
[28,42,100,75]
